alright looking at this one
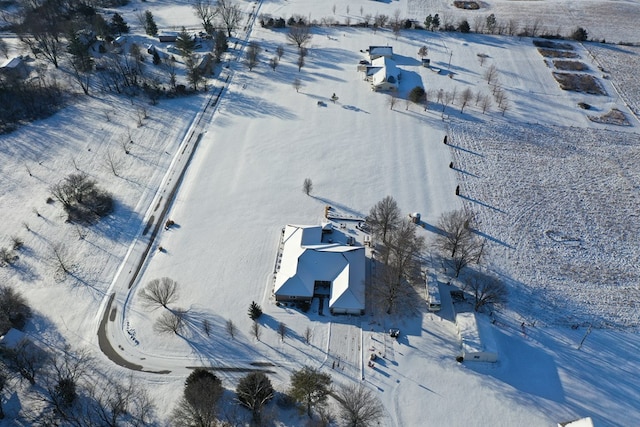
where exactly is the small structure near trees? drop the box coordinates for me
[456,312,498,362]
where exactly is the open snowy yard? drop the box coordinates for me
[2,0,640,424]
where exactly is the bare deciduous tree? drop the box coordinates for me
[0,285,31,332]
[334,383,385,427]
[293,77,302,93]
[434,210,475,258]
[217,0,243,38]
[466,273,507,311]
[51,244,73,276]
[459,87,473,113]
[418,45,428,59]
[251,321,261,341]
[276,45,285,59]
[375,220,425,314]
[296,53,305,72]
[246,41,261,71]
[286,25,312,49]
[434,210,484,277]
[2,338,48,385]
[388,94,398,110]
[226,319,237,339]
[366,196,401,244]
[304,326,312,344]
[269,56,279,71]
[139,277,179,310]
[484,64,498,85]
[480,94,492,114]
[303,178,313,195]
[277,322,287,342]
[154,309,186,335]
[192,0,218,35]
[105,150,122,176]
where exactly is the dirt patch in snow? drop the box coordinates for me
[588,108,630,126]
[552,72,607,95]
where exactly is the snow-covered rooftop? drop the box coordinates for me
[274,225,365,312]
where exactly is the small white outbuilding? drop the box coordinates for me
[456,312,498,362]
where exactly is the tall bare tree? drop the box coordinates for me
[466,273,507,311]
[418,45,428,59]
[286,25,312,49]
[334,383,385,427]
[366,195,401,244]
[434,210,484,277]
[17,1,64,68]
[154,309,186,335]
[459,87,473,113]
[138,277,179,310]
[192,0,217,35]
[303,178,313,195]
[277,322,287,342]
[375,220,425,314]
[245,41,261,71]
[484,64,498,85]
[217,0,243,38]
[226,319,237,339]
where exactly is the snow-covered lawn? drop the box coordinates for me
[2,0,640,424]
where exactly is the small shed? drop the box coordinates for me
[158,33,178,43]
[410,212,421,224]
[421,58,431,67]
[0,57,28,79]
[456,312,498,362]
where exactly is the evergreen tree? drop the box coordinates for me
[289,366,332,418]
[458,19,470,33]
[236,372,274,424]
[571,27,588,41]
[424,14,432,30]
[213,30,228,62]
[110,12,129,36]
[432,14,440,30]
[248,301,262,320]
[486,13,497,34]
[175,27,196,56]
[144,11,158,36]
[152,49,161,65]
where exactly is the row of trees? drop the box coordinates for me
[366,196,506,313]
[0,341,155,424]
[171,365,384,426]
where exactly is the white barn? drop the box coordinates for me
[274,225,365,315]
[365,56,400,92]
[456,312,498,362]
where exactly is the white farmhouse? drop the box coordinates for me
[456,312,498,362]
[365,56,400,91]
[274,224,365,315]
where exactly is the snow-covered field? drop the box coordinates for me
[2,0,640,425]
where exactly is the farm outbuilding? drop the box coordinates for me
[274,225,365,315]
[456,312,498,362]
